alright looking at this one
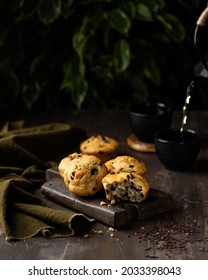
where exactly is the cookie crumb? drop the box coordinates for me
[110,199,116,205]
[100,201,107,206]
[92,230,103,235]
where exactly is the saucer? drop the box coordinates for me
[127,133,156,153]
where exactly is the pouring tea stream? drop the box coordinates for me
[180,80,195,140]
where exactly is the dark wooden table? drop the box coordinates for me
[0,109,208,260]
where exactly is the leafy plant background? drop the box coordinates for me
[0,0,206,113]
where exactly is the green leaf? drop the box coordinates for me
[29,53,46,76]
[114,39,131,73]
[61,69,88,110]
[120,2,136,19]
[156,14,185,42]
[105,9,131,35]
[22,80,41,110]
[143,56,161,86]
[72,32,88,57]
[62,0,74,18]
[61,62,75,91]
[131,76,149,103]
[72,32,88,76]
[91,65,114,82]
[136,3,153,22]
[141,0,165,13]
[71,77,88,110]
[20,0,40,17]
[38,0,62,25]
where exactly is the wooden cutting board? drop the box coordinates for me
[41,168,174,228]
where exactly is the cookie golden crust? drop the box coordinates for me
[102,172,150,203]
[80,135,119,162]
[61,153,108,197]
[105,155,147,176]
[58,152,80,177]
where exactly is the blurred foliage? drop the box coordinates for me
[0,0,206,113]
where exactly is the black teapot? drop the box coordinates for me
[194,6,208,109]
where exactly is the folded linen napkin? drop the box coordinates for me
[0,121,93,240]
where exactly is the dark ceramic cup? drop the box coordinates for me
[154,128,201,171]
[129,102,172,143]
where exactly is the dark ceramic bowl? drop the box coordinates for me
[154,128,201,171]
[129,102,172,143]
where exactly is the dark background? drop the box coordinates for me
[0,0,208,117]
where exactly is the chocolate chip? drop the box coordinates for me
[101,136,109,142]
[70,171,75,180]
[91,168,98,175]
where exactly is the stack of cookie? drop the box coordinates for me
[58,135,150,204]
[102,156,149,204]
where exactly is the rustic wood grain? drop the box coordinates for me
[0,110,208,260]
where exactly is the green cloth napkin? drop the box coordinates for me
[0,121,94,240]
